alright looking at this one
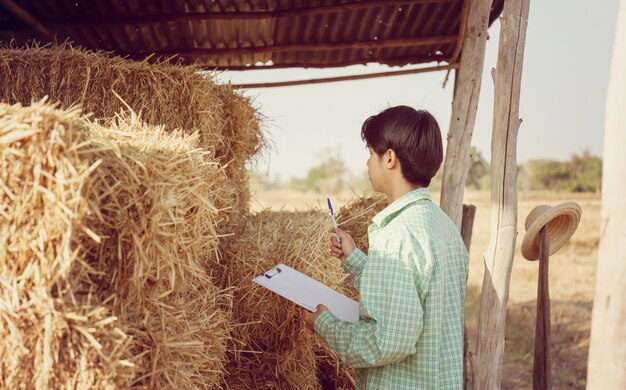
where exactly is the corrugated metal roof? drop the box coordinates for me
[0,0,503,70]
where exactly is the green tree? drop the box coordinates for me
[247,170,281,191]
[466,146,490,190]
[520,150,602,192]
[302,149,345,194]
[569,150,602,192]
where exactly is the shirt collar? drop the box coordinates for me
[372,187,432,227]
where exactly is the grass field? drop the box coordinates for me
[251,189,600,389]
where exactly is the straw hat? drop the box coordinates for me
[521,202,582,261]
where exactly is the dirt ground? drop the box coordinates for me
[251,189,600,389]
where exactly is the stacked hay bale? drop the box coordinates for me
[336,194,388,256]
[83,113,233,388]
[309,194,388,390]
[220,210,350,389]
[0,101,233,388]
[0,102,135,388]
[212,85,265,223]
[0,44,388,389]
[217,195,388,389]
[1,45,264,388]
[0,44,263,217]
[314,345,356,390]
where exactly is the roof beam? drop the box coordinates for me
[231,63,457,88]
[218,54,449,70]
[443,0,470,87]
[0,0,452,28]
[0,0,55,43]
[136,35,457,58]
[450,0,470,65]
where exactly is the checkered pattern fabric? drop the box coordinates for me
[315,188,469,389]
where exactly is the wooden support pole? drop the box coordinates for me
[533,227,551,390]
[460,203,476,390]
[586,0,626,387]
[473,0,529,388]
[439,0,493,229]
[461,204,477,252]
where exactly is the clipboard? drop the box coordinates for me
[253,264,359,323]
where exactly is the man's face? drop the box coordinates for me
[366,145,384,192]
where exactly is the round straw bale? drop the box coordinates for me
[220,210,349,389]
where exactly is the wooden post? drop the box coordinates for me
[461,204,476,390]
[440,0,493,229]
[533,227,551,390]
[586,0,626,387]
[461,204,477,252]
[473,0,529,388]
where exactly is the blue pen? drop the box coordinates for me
[327,197,341,243]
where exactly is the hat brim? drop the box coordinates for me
[521,202,582,261]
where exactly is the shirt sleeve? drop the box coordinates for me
[342,247,367,291]
[315,246,424,368]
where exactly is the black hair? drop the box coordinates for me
[361,105,443,186]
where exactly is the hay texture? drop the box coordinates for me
[314,345,356,390]
[221,210,351,389]
[308,194,389,389]
[83,113,233,389]
[0,101,135,388]
[1,101,232,389]
[0,44,264,215]
[336,194,388,255]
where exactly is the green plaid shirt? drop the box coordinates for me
[315,188,468,389]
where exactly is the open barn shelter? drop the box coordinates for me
[2,0,624,389]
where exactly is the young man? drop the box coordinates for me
[304,106,469,389]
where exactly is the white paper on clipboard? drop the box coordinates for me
[253,264,359,323]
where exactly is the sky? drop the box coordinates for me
[216,0,619,181]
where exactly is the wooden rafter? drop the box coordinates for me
[0,0,55,43]
[217,54,449,70]
[450,0,471,65]
[442,0,471,87]
[230,64,457,88]
[133,36,457,58]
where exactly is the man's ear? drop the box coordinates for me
[385,149,398,169]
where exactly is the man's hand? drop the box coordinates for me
[329,227,356,261]
[303,304,328,332]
